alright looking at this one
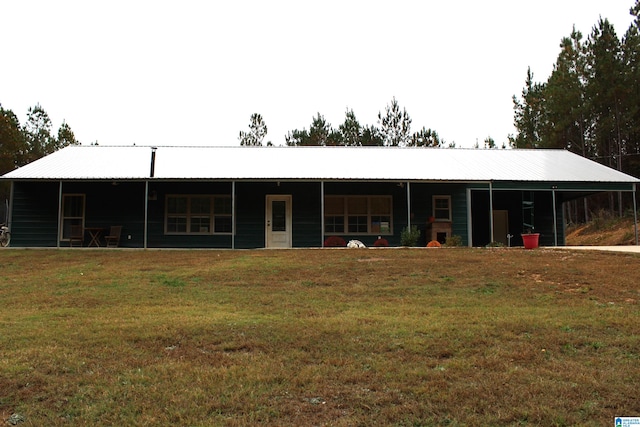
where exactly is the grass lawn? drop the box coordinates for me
[1,248,639,426]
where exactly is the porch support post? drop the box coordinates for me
[406,181,411,229]
[57,180,63,248]
[144,181,149,249]
[232,180,236,250]
[489,181,494,243]
[466,188,473,247]
[551,187,558,246]
[8,181,14,230]
[633,184,638,246]
[320,181,325,247]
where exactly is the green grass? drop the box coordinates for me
[1,248,639,426]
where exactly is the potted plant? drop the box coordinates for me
[400,225,420,247]
[373,237,389,247]
[521,228,540,249]
[324,236,346,247]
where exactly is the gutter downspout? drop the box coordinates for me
[144,147,157,249]
[144,181,149,249]
[150,147,157,178]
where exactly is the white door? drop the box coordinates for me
[266,195,292,248]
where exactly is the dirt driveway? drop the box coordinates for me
[557,245,640,254]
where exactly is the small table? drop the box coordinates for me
[85,227,105,247]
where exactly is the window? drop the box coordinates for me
[324,196,392,234]
[61,194,85,240]
[325,197,345,233]
[433,195,452,221]
[165,195,232,234]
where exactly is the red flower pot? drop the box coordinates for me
[521,233,540,249]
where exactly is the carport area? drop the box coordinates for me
[469,187,639,248]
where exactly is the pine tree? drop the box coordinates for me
[360,125,384,146]
[544,28,589,155]
[239,113,269,146]
[378,97,412,147]
[339,109,362,146]
[308,113,332,146]
[409,127,441,147]
[512,68,546,148]
[585,18,624,171]
[0,105,25,173]
[22,104,56,163]
[620,13,640,177]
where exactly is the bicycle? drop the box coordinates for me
[0,224,10,247]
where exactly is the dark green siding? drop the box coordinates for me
[323,182,469,247]
[10,181,147,247]
[234,182,265,249]
[10,182,59,247]
[323,182,404,246]
[234,182,322,249]
[65,181,146,248]
[291,183,323,247]
[402,183,469,246]
[10,178,592,249]
[147,182,233,248]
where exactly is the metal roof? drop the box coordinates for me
[2,145,638,183]
[2,145,152,180]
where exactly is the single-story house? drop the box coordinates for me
[1,145,638,248]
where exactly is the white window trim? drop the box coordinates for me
[324,195,393,235]
[164,194,232,235]
[432,195,452,222]
[60,193,85,241]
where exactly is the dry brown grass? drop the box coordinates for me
[1,248,639,426]
[566,215,638,246]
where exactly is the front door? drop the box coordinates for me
[492,210,509,246]
[266,195,292,248]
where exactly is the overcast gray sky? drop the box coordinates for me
[2,0,636,148]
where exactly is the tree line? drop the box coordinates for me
[0,103,79,175]
[3,3,638,223]
[512,1,640,181]
[0,103,79,206]
[238,97,461,149]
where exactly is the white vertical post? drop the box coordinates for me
[144,181,149,249]
[406,181,411,229]
[489,181,494,243]
[552,188,558,246]
[633,184,638,246]
[466,188,473,247]
[57,181,63,248]
[232,180,236,250]
[320,181,325,247]
[7,182,14,229]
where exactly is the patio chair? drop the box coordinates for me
[104,225,122,248]
[69,225,84,247]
